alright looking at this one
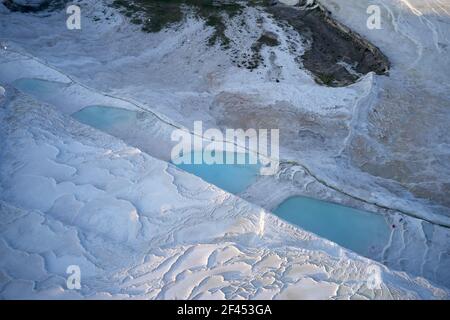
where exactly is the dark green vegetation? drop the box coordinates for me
[111,0,389,86]
[2,0,67,12]
[246,31,280,70]
[112,0,244,47]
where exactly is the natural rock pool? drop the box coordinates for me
[274,196,392,258]
[13,78,69,99]
[173,151,261,194]
[72,105,139,131]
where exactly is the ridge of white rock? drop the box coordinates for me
[0,88,448,299]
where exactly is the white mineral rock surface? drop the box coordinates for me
[0,0,449,299]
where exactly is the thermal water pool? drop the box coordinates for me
[273,196,392,258]
[173,151,261,194]
[12,78,69,102]
[72,105,138,131]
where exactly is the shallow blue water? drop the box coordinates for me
[174,151,261,194]
[72,105,138,131]
[274,196,391,257]
[13,78,68,97]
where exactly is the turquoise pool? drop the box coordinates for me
[13,78,69,98]
[173,151,261,194]
[72,105,138,131]
[273,196,392,258]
